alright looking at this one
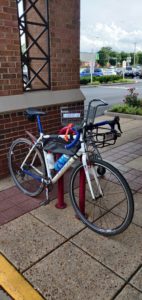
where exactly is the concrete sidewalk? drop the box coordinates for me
[0,116,142,300]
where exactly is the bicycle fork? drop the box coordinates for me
[82,154,103,200]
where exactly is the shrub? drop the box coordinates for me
[80,74,129,85]
[110,104,142,115]
[123,87,142,107]
[80,78,90,85]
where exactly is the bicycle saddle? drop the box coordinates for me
[25,108,46,116]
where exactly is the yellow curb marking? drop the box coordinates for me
[0,254,44,300]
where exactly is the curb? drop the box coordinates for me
[104,110,142,120]
[0,254,44,300]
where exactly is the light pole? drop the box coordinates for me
[134,42,137,67]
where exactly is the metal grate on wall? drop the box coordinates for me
[16,0,50,91]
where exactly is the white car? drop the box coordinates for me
[103,68,117,76]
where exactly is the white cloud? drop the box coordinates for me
[80,22,142,53]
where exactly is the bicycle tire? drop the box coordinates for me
[70,158,134,236]
[8,138,46,197]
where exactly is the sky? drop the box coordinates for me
[80,0,142,53]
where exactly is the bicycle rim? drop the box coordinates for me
[8,138,45,196]
[70,159,134,236]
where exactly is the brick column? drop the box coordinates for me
[49,0,80,90]
[0,0,23,96]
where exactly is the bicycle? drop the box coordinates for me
[8,99,134,236]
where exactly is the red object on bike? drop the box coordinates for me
[64,123,74,141]
[59,125,75,136]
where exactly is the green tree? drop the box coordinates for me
[137,51,142,65]
[120,51,128,64]
[98,47,112,67]
[109,51,121,66]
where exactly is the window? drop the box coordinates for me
[16,0,50,91]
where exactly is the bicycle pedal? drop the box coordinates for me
[40,199,50,206]
[95,195,103,200]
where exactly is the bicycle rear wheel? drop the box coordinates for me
[70,158,134,236]
[8,138,46,196]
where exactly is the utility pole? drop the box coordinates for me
[134,42,137,67]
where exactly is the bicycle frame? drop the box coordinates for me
[21,131,103,200]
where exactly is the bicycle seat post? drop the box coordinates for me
[37,115,43,133]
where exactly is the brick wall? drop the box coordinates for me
[49,0,80,90]
[0,0,23,96]
[0,101,84,178]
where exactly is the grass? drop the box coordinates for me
[110,103,142,115]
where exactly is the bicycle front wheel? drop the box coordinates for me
[70,158,134,236]
[8,138,46,197]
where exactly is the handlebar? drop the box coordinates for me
[65,129,80,149]
[62,99,122,150]
[94,116,123,133]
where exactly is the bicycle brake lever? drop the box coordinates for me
[115,116,123,133]
[109,116,123,133]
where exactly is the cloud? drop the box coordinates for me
[80,22,142,52]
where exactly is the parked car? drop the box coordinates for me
[135,67,142,77]
[93,68,103,76]
[116,68,123,75]
[139,70,142,79]
[124,66,135,78]
[23,65,29,84]
[103,68,117,76]
[80,68,90,77]
[80,67,103,77]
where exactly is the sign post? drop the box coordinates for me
[90,60,95,84]
[122,60,126,79]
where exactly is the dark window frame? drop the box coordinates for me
[16,0,51,91]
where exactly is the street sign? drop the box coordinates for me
[89,61,95,73]
[122,60,126,68]
[90,61,95,83]
[127,56,131,63]
[95,53,99,60]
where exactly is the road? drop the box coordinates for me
[81,80,142,106]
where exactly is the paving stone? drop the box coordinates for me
[24,241,124,300]
[130,267,142,292]
[111,193,142,228]
[129,169,142,176]
[71,223,142,280]
[0,214,65,272]
[0,176,15,191]
[128,181,142,192]
[133,193,142,227]
[115,284,142,300]
[125,156,142,171]
[31,196,85,238]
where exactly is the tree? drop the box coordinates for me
[98,47,112,67]
[120,51,128,64]
[137,51,142,65]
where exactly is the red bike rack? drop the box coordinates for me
[55,126,86,214]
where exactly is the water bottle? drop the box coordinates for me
[46,152,55,169]
[54,154,70,171]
